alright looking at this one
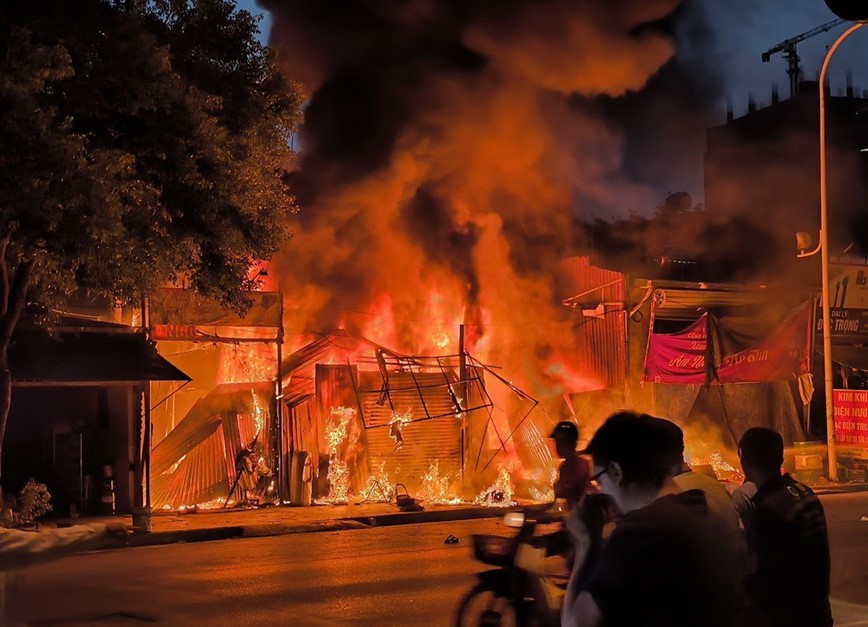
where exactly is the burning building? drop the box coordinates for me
[558,256,817,479]
[149,318,558,509]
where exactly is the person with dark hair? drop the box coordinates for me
[550,420,591,511]
[651,417,741,529]
[738,427,832,627]
[563,411,743,627]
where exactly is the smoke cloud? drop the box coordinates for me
[263,0,689,394]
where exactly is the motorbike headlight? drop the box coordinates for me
[503,511,525,528]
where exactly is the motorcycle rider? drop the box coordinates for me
[550,421,591,511]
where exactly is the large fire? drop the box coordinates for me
[258,0,690,510]
[419,460,463,506]
[474,465,516,508]
[320,406,356,504]
[147,1,759,514]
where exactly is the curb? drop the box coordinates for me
[122,506,506,548]
[814,484,868,496]
[350,506,507,527]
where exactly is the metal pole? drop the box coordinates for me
[459,324,466,486]
[819,21,864,482]
[276,287,286,501]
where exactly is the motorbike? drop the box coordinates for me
[455,508,568,627]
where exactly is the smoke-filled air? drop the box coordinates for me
[263,0,683,397]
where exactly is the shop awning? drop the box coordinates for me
[10,329,191,386]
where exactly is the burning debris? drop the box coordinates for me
[474,465,516,508]
[320,406,356,504]
[388,409,412,451]
[359,461,394,503]
[527,467,558,503]
[419,460,463,506]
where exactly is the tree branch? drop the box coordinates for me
[0,234,9,319]
[0,258,34,344]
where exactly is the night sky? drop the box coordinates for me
[239,0,868,115]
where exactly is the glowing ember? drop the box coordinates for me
[528,467,557,503]
[389,409,412,451]
[475,465,515,508]
[163,454,187,476]
[419,460,463,505]
[251,391,265,435]
[322,406,355,504]
[360,461,394,502]
[432,329,451,351]
[166,497,227,512]
[217,343,274,384]
[685,439,739,479]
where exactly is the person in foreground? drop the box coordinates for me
[739,427,832,627]
[562,411,744,627]
[651,417,741,529]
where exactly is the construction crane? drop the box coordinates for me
[762,18,845,98]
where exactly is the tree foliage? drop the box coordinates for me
[0,0,303,488]
[0,0,303,314]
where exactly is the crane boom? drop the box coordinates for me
[762,18,846,98]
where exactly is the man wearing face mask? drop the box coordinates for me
[563,411,744,627]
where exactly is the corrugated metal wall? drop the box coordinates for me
[360,371,462,488]
[560,256,627,387]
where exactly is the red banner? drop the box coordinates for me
[834,389,868,449]
[716,303,811,383]
[643,303,811,384]
[643,314,708,384]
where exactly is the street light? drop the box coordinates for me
[815,21,865,481]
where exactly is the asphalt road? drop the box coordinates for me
[4,493,867,626]
[826,492,868,604]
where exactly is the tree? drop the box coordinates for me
[0,0,303,489]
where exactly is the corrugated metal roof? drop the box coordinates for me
[281,330,393,407]
[560,256,625,305]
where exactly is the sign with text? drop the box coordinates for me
[833,389,868,449]
[816,307,868,338]
[643,314,708,384]
[643,302,811,384]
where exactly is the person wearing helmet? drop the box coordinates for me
[551,421,590,511]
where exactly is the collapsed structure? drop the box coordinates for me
[149,294,557,510]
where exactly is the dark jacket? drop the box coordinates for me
[746,473,832,627]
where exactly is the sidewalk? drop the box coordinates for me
[41,479,867,549]
[813,481,868,496]
[47,502,509,548]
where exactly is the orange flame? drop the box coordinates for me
[320,406,355,504]
[419,460,463,505]
[474,465,516,508]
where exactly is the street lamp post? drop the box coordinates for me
[818,21,864,482]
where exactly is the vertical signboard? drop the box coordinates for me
[833,389,868,456]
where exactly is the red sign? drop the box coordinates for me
[643,314,708,384]
[151,324,202,341]
[833,389,868,449]
[643,302,811,385]
[716,303,811,383]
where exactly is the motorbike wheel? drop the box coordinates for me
[454,583,520,627]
